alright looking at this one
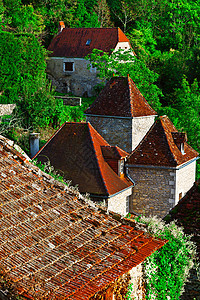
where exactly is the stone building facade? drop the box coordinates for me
[127,116,199,218]
[47,27,132,96]
[47,57,101,96]
[85,76,157,153]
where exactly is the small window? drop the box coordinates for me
[179,192,182,200]
[86,39,91,46]
[181,143,185,155]
[118,159,124,175]
[126,196,129,214]
[64,62,74,72]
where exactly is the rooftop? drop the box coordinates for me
[48,27,131,58]
[0,135,166,299]
[127,116,199,167]
[85,76,157,118]
[35,122,132,197]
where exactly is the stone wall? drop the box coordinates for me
[86,115,133,153]
[129,263,145,300]
[128,166,176,218]
[175,160,196,204]
[132,116,156,150]
[107,187,132,217]
[47,57,101,96]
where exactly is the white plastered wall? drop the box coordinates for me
[132,116,156,151]
[175,159,196,205]
[107,187,132,217]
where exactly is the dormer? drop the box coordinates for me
[101,146,128,177]
[172,132,187,155]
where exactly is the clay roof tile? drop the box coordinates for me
[85,77,157,118]
[128,116,199,167]
[0,136,167,299]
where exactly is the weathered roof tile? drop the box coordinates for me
[35,122,132,197]
[85,76,157,117]
[128,116,198,167]
[0,136,166,299]
[48,28,131,58]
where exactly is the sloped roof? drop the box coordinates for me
[165,181,200,258]
[48,27,130,58]
[127,116,199,167]
[35,122,132,197]
[0,136,166,299]
[85,76,157,117]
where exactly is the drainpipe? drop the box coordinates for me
[30,133,40,159]
[125,164,135,187]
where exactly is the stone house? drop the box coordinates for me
[127,115,199,218]
[47,26,132,96]
[85,76,157,153]
[85,76,198,218]
[35,122,133,216]
[0,135,166,300]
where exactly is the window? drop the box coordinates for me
[118,159,124,176]
[179,192,182,200]
[86,39,91,46]
[126,196,129,214]
[181,143,185,155]
[63,62,74,72]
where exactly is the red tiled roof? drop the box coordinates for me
[48,27,131,58]
[0,136,167,299]
[85,76,157,117]
[35,122,132,197]
[127,116,199,167]
[165,181,200,258]
[101,146,129,160]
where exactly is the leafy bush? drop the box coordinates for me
[135,216,197,300]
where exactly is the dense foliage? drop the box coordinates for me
[135,216,197,300]
[0,0,200,175]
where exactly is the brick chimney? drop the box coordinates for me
[58,21,65,33]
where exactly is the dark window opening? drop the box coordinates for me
[64,62,74,72]
[86,39,91,46]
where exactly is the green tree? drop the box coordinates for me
[2,0,44,35]
[0,31,63,128]
[86,49,162,111]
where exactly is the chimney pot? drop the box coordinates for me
[58,21,65,33]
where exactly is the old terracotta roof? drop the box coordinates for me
[48,27,130,58]
[84,76,157,117]
[0,136,166,299]
[101,146,128,160]
[164,181,200,258]
[35,122,132,197]
[127,116,199,167]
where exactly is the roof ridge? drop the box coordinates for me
[87,123,109,195]
[127,75,134,117]
[129,77,157,116]
[160,116,179,165]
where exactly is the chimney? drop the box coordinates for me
[30,133,40,159]
[58,21,65,33]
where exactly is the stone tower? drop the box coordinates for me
[85,76,157,153]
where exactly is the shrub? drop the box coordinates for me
[135,216,197,300]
